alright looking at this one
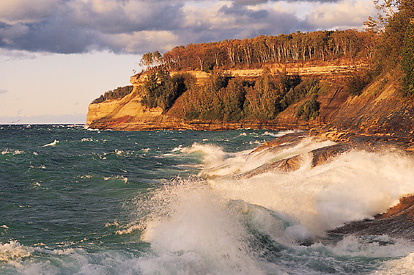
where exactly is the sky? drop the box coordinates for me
[0,0,376,124]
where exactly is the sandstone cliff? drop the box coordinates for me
[88,62,365,130]
[87,61,414,147]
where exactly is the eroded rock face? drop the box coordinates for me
[237,132,352,179]
[86,64,367,132]
[330,195,414,240]
[88,67,414,154]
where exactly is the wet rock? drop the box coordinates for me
[251,132,308,154]
[309,143,351,167]
[239,138,351,179]
[329,195,414,240]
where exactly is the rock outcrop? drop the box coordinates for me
[87,61,370,132]
[231,131,414,240]
[330,195,414,240]
[86,61,414,242]
[87,61,414,150]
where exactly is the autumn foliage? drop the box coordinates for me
[92,86,134,104]
[157,30,375,72]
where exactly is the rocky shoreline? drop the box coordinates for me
[253,130,414,242]
[86,63,414,241]
[329,195,414,240]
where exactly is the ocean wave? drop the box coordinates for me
[206,142,414,238]
[138,179,265,274]
[42,140,59,147]
[263,130,301,137]
[376,252,414,274]
[0,241,32,262]
[1,149,24,155]
[104,175,128,184]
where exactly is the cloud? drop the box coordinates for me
[0,0,373,55]
[230,0,339,4]
[0,0,58,24]
[0,89,8,94]
[304,0,376,30]
[232,0,268,5]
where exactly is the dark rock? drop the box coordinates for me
[329,195,414,240]
[310,143,351,167]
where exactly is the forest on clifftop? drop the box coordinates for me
[92,0,414,124]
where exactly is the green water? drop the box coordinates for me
[1,125,413,274]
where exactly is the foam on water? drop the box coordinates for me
[3,126,414,274]
[123,137,414,274]
[262,130,300,138]
[376,252,414,274]
[1,149,24,155]
[181,137,335,179]
[0,241,32,262]
[187,141,414,238]
[42,140,59,147]
[138,180,267,274]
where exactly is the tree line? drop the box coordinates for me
[141,30,376,72]
[92,86,134,104]
[92,0,414,123]
[367,0,414,95]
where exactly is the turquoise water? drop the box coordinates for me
[1,125,414,274]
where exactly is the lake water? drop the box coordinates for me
[1,125,414,274]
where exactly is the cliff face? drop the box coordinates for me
[329,75,414,140]
[87,62,414,145]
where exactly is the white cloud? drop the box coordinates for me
[0,0,59,24]
[183,2,232,29]
[105,30,180,53]
[0,0,375,54]
[89,0,122,13]
[305,0,376,30]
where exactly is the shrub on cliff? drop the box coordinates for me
[280,78,320,109]
[370,0,414,95]
[141,70,195,112]
[178,71,234,120]
[148,68,318,122]
[243,69,282,120]
[242,70,304,120]
[401,22,414,95]
[345,71,374,96]
[222,78,248,121]
[92,86,134,104]
[296,94,320,121]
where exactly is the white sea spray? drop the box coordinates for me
[0,241,32,262]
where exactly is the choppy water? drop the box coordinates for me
[1,125,414,274]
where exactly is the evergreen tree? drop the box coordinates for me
[401,20,414,95]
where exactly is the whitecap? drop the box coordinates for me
[105,221,120,228]
[171,145,183,152]
[376,252,414,274]
[0,241,32,262]
[201,139,414,238]
[139,179,265,274]
[263,130,301,138]
[42,140,59,147]
[1,149,24,155]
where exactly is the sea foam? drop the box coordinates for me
[186,138,414,238]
